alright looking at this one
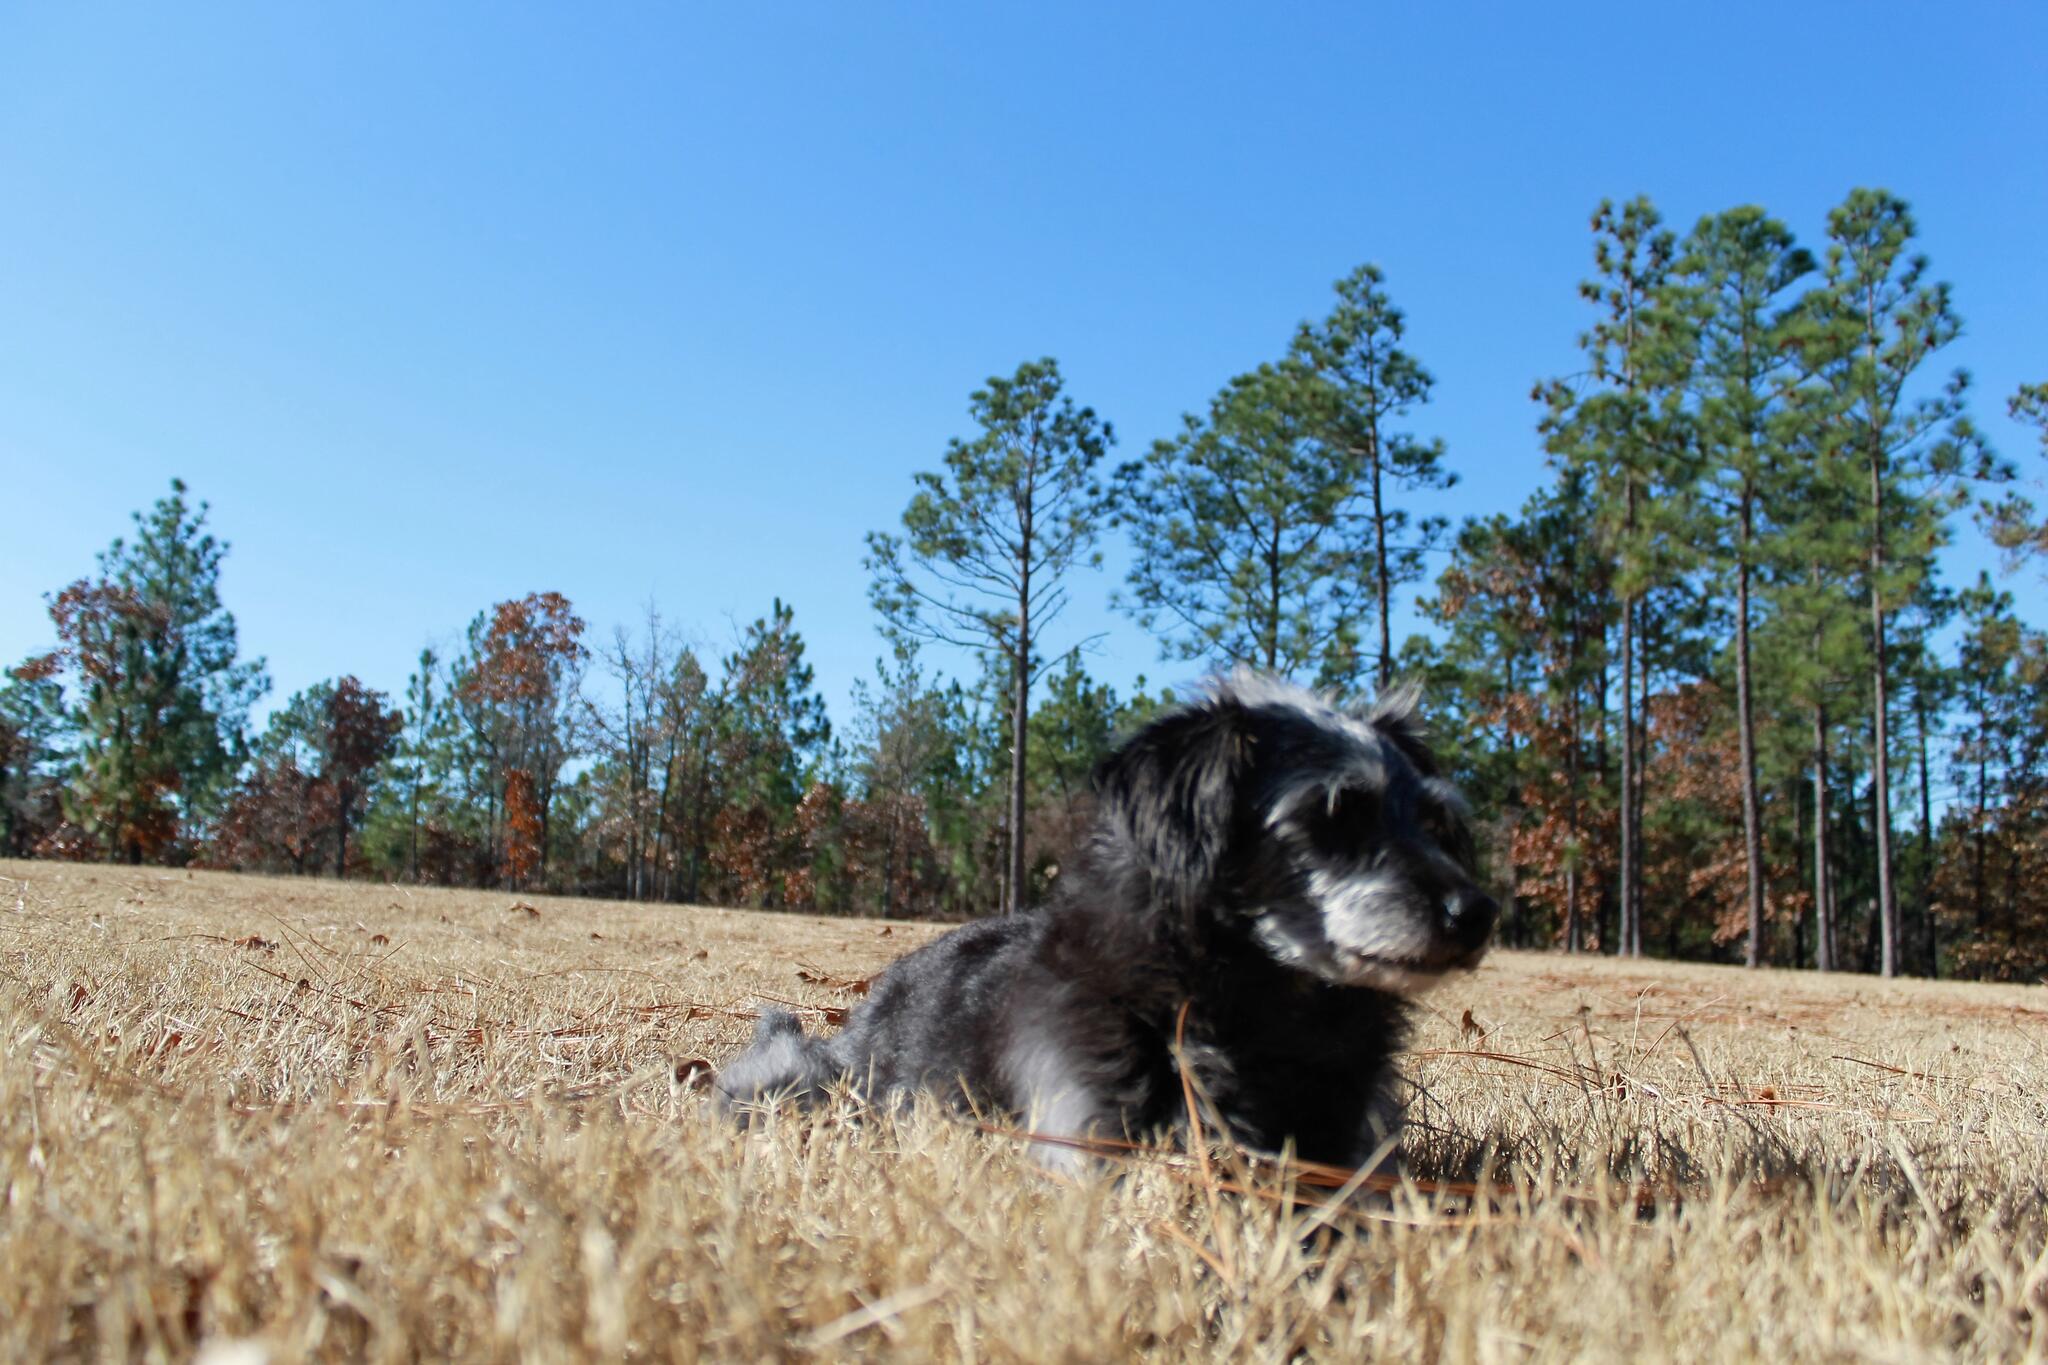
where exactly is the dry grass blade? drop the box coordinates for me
[1173,999,1238,1292]
[796,1284,945,1349]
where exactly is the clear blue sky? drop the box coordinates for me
[3,2,2043,732]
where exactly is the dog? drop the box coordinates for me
[714,671,1497,1168]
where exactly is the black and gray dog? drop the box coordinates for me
[715,671,1496,1167]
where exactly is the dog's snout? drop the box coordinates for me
[1444,887,1498,953]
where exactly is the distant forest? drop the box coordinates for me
[4,189,2042,981]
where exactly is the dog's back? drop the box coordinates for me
[716,915,1046,1115]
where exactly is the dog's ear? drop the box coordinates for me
[1364,681,1438,777]
[1093,698,1251,906]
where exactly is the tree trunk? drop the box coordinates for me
[1503,656,1522,949]
[2004,840,2021,938]
[334,780,350,879]
[408,767,421,883]
[1868,449,1900,977]
[538,778,553,886]
[1266,518,1283,672]
[1565,681,1583,955]
[1813,698,1835,972]
[1619,583,1637,959]
[1973,684,1990,932]
[652,731,679,903]
[1916,693,1937,977]
[1633,597,1649,956]
[1371,441,1392,691]
[1735,486,1765,967]
[1793,776,1810,969]
[1008,522,1033,918]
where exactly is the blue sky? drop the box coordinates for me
[3,2,2043,733]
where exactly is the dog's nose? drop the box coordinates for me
[1444,888,1498,953]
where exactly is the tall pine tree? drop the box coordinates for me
[35,480,268,862]
[866,358,1114,915]
[1673,206,1814,966]
[1291,264,1456,689]
[1806,189,1997,976]
[1538,198,1686,957]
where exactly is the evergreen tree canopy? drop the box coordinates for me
[1121,359,1377,689]
[30,479,268,862]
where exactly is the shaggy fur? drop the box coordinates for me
[715,671,1497,1166]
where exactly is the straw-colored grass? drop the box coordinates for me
[3,858,2045,1362]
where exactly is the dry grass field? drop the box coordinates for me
[2,858,2045,1362]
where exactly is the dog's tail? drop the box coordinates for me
[713,1009,842,1118]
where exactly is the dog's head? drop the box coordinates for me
[1093,671,1496,994]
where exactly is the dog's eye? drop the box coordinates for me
[1422,805,1464,852]
[1310,788,1379,856]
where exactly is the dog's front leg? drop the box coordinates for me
[999,1019,1115,1174]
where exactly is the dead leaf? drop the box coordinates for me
[796,963,872,994]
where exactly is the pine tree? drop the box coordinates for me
[1892,603,1956,975]
[703,599,832,908]
[721,598,831,814]
[1538,197,1687,957]
[1023,653,1139,898]
[399,648,443,882]
[35,480,268,862]
[1806,189,1999,976]
[1291,264,1456,689]
[1673,206,1814,966]
[847,640,953,917]
[1753,379,1867,971]
[0,665,68,856]
[1952,578,2022,936]
[867,358,1114,915]
[1981,381,2048,574]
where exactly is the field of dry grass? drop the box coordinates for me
[3,858,2045,1361]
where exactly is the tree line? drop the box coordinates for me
[3,187,2041,979]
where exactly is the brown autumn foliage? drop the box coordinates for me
[203,677,402,878]
[461,592,589,882]
[1640,682,1798,950]
[784,780,945,917]
[709,803,788,908]
[209,756,335,876]
[321,676,403,874]
[503,768,544,887]
[1503,688,1616,952]
[1931,796,2048,983]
